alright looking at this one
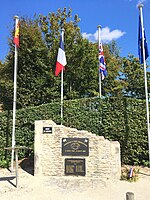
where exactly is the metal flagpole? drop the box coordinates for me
[60,29,64,125]
[11,16,19,171]
[97,25,102,98]
[61,67,64,125]
[138,4,150,163]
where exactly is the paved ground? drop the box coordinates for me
[0,165,150,200]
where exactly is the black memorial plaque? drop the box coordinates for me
[65,158,85,176]
[43,126,52,134]
[62,138,89,156]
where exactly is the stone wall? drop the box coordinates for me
[34,120,121,182]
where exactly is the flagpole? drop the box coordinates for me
[138,4,150,163]
[97,25,102,98]
[11,16,19,171]
[61,67,64,125]
[60,28,64,125]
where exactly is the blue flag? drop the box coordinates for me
[138,15,149,64]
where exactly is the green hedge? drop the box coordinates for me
[0,97,149,166]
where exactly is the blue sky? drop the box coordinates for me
[0,0,150,63]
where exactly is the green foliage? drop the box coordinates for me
[141,160,150,167]
[121,55,148,98]
[98,41,127,97]
[39,8,100,99]
[0,8,102,109]
[0,159,10,168]
[0,97,149,166]
[0,8,149,167]
[0,17,51,109]
[1,8,148,112]
[0,8,150,112]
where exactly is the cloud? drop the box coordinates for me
[129,0,146,3]
[136,0,147,7]
[82,27,126,43]
[137,0,146,4]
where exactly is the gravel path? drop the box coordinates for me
[0,166,150,200]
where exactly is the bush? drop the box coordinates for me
[0,97,149,166]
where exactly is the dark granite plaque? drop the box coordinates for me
[43,126,52,134]
[62,138,89,156]
[65,158,85,176]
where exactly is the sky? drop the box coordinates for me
[0,0,150,63]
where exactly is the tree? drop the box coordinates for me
[121,54,150,99]
[0,17,50,109]
[39,9,126,99]
[0,8,128,110]
[39,8,99,99]
[100,41,127,97]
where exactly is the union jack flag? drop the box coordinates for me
[99,43,107,80]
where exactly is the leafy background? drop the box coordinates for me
[0,97,148,167]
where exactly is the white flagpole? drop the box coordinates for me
[138,4,150,163]
[97,25,102,98]
[11,16,19,171]
[61,68,64,125]
[60,29,64,125]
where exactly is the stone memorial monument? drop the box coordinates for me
[34,120,121,187]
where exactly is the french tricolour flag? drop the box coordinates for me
[55,31,67,76]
